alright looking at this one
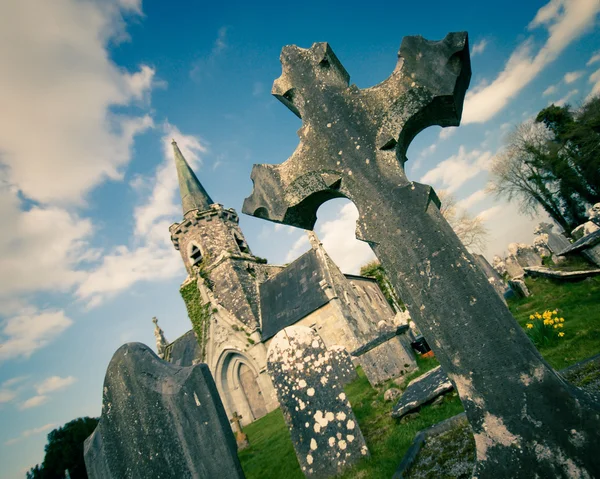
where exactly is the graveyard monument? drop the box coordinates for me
[84,343,245,479]
[267,326,369,478]
[242,32,600,477]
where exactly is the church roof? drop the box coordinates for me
[172,139,214,215]
[259,249,330,340]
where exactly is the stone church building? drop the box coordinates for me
[156,140,417,426]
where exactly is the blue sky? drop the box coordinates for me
[1,0,599,476]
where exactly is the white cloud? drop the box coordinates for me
[4,423,55,446]
[2,376,28,388]
[0,187,96,298]
[19,395,49,410]
[0,310,73,362]
[477,201,551,260]
[35,376,77,395]
[317,203,376,274]
[285,235,310,263]
[419,144,437,158]
[554,89,579,106]
[75,125,206,306]
[457,189,488,210]
[0,389,17,404]
[564,70,584,84]
[587,68,600,101]
[0,376,28,403]
[253,82,264,97]
[543,85,558,96]
[420,146,493,193]
[439,127,457,140]
[471,39,488,57]
[190,26,229,80]
[462,0,600,124]
[587,51,600,66]
[0,0,155,205]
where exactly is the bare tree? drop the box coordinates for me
[486,121,574,233]
[437,189,488,252]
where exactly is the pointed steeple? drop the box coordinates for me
[172,139,214,215]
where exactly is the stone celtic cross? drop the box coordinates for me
[243,33,600,477]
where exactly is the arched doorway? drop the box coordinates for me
[238,362,267,419]
[215,350,268,424]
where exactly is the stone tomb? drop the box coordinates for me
[267,326,368,477]
[84,343,244,479]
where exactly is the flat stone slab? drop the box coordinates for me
[391,366,453,419]
[523,266,600,280]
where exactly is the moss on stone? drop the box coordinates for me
[180,279,212,361]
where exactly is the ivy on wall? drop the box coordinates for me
[180,279,212,361]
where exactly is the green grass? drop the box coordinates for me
[508,276,600,369]
[238,278,600,478]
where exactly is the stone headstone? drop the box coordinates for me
[243,34,600,477]
[267,326,369,477]
[391,366,454,419]
[508,243,542,268]
[329,345,358,386]
[504,254,525,279]
[508,278,530,298]
[534,222,571,255]
[84,343,244,479]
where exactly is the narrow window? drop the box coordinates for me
[234,233,250,254]
[189,243,202,266]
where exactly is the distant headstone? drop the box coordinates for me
[508,243,542,268]
[230,411,250,450]
[391,366,454,419]
[534,223,571,255]
[329,345,358,386]
[503,255,525,279]
[84,343,244,479]
[267,326,369,477]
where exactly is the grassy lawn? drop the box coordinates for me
[239,277,600,478]
[508,276,600,369]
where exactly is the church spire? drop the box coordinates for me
[172,139,214,215]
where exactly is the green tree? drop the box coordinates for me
[535,99,600,205]
[26,417,99,479]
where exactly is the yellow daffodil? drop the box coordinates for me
[529,314,535,320]
[558,323,563,328]
[560,318,565,323]
[558,332,565,337]
[553,324,558,329]
[526,323,534,329]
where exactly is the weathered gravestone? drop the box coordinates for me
[535,222,571,254]
[267,326,369,478]
[243,33,600,477]
[329,344,358,386]
[84,343,245,479]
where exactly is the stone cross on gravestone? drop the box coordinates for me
[230,411,249,450]
[243,33,600,477]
